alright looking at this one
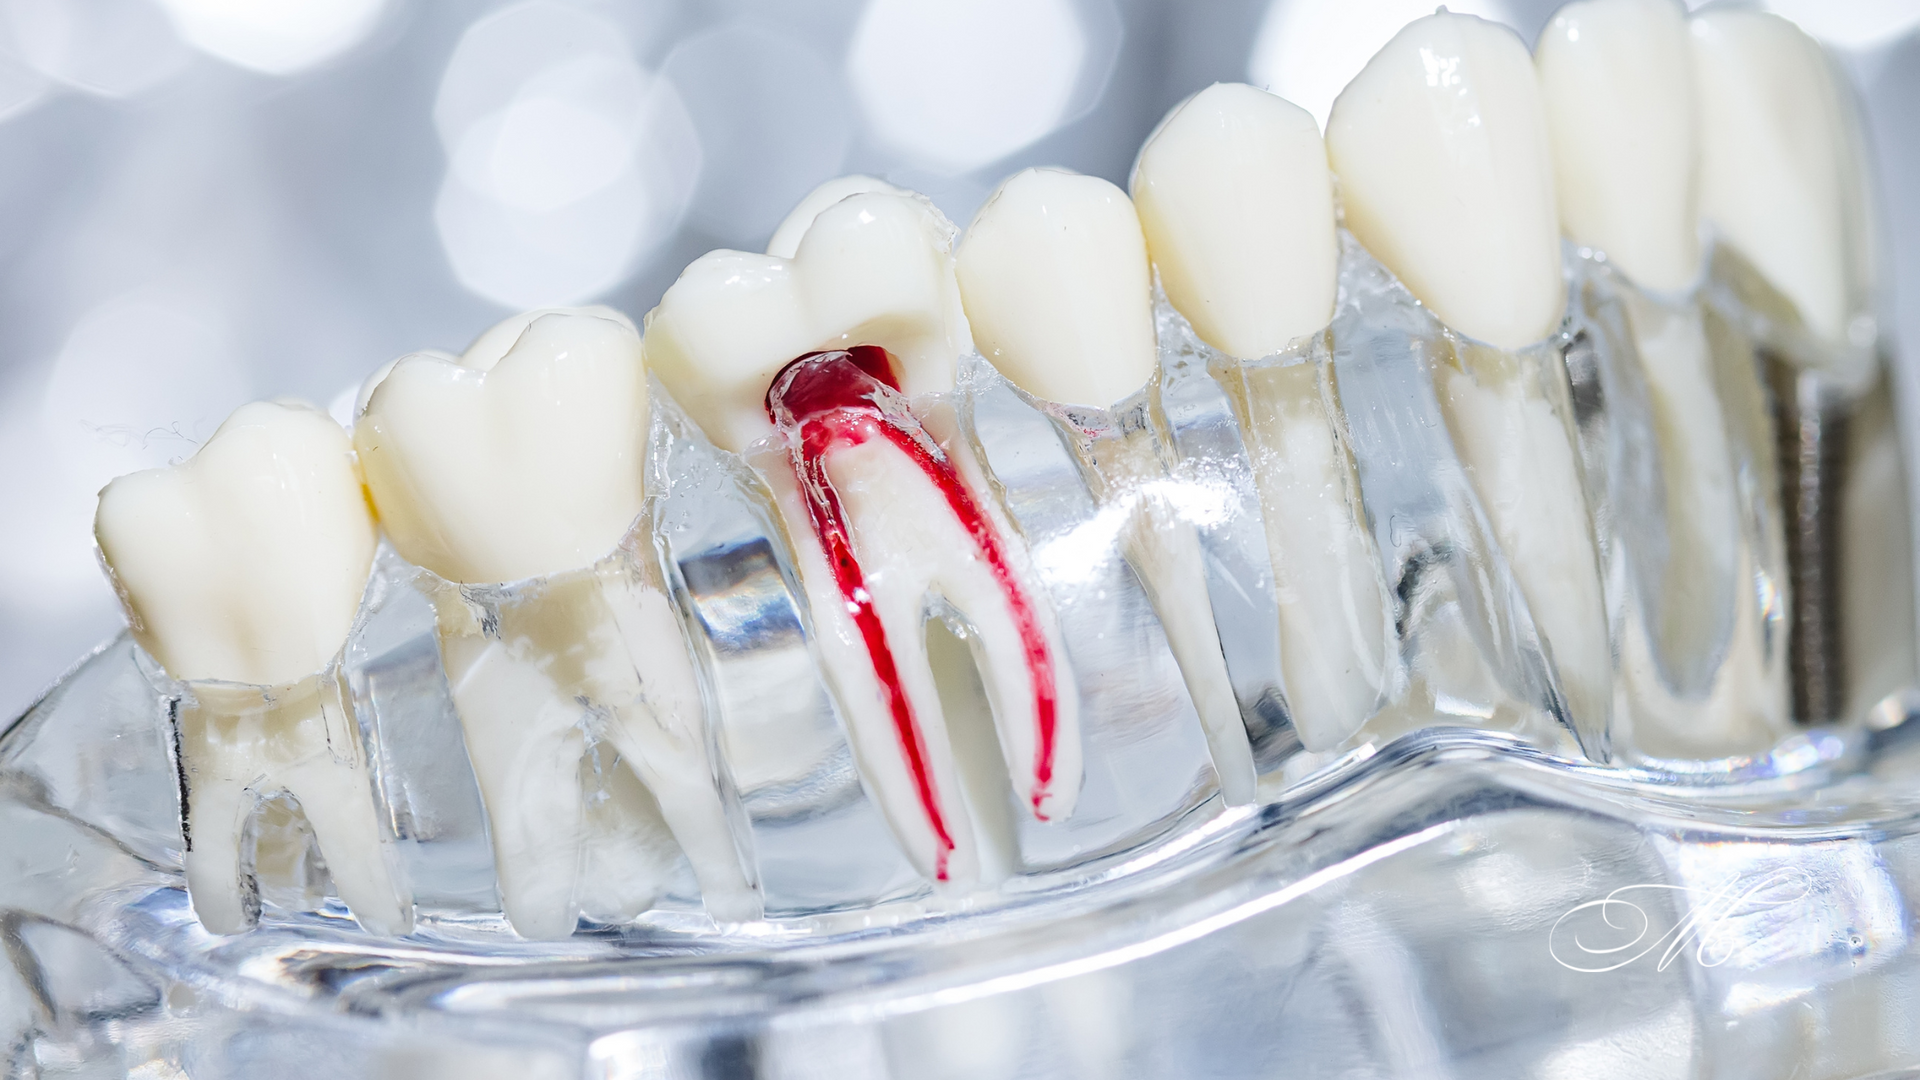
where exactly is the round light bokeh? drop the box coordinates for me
[154,0,387,76]
[434,2,700,310]
[1,0,190,98]
[848,0,1088,175]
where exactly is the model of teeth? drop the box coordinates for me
[645,186,1081,887]
[1327,12,1611,737]
[1537,0,1787,754]
[955,167,1257,802]
[356,308,758,938]
[1132,82,1396,752]
[94,401,410,936]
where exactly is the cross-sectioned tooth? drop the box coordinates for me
[647,189,1080,887]
[1329,11,1610,744]
[956,167,1256,803]
[357,309,758,938]
[1134,83,1395,752]
[94,401,410,935]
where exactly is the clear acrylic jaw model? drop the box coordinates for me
[4,215,1918,1078]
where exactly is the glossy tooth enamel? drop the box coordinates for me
[95,401,409,935]
[1332,12,1609,734]
[1327,12,1566,350]
[1539,0,1784,752]
[957,168,1256,803]
[648,186,1081,886]
[1133,83,1392,750]
[1536,0,1699,292]
[1132,83,1337,360]
[358,309,758,937]
[765,174,909,260]
[645,189,971,454]
[1691,9,1869,343]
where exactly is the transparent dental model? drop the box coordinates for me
[5,5,1919,1078]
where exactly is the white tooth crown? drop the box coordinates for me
[956,168,1158,409]
[1691,9,1869,342]
[95,401,408,936]
[1132,82,1338,360]
[1537,0,1700,292]
[765,175,909,260]
[355,310,648,585]
[96,401,375,688]
[644,191,970,453]
[1327,12,1566,349]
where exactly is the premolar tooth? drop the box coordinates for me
[357,310,758,937]
[94,401,410,935]
[646,188,1080,886]
[1133,84,1393,751]
[956,168,1256,803]
[1327,12,1565,350]
[1330,12,1610,740]
[1131,83,1337,360]
[1536,0,1699,292]
[1690,9,1869,343]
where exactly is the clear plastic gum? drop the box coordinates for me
[2,232,1916,1078]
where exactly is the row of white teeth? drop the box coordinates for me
[91,2,1868,939]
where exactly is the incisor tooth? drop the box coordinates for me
[358,310,758,937]
[1133,84,1392,751]
[95,401,409,935]
[957,168,1257,803]
[1327,12,1565,349]
[1536,0,1699,292]
[647,188,1081,886]
[1690,9,1869,343]
[765,175,908,260]
[1131,83,1337,360]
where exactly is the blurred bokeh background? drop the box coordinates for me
[0,0,1915,720]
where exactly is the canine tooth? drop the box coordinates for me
[1133,84,1392,750]
[1690,9,1867,342]
[766,175,909,260]
[1326,12,1565,350]
[357,310,758,937]
[647,190,1080,886]
[956,168,1256,803]
[1330,12,1610,737]
[1536,0,1699,292]
[94,401,409,936]
[1131,83,1337,360]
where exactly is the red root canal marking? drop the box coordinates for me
[766,346,1059,881]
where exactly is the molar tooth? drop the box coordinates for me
[1132,84,1394,751]
[765,175,908,259]
[1690,9,1869,343]
[956,168,1256,803]
[646,188,1081,887]
[1330,12,1610,742]
[357,310,758,938]
[1326,12,1566,350]
[94,401,410,936]
[1536,0,1699,292]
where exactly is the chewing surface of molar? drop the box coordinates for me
[357,310,758,937]
[1329,12,1610,741]
[956,167,1257,803]
[647,186,1080,886]
[94,401,409,935]
[1539,0,1787,756]
[765,175,909,260]
[1132,84,1393,752]
[1690,9,1870,345]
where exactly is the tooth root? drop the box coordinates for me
[1536,0,1700,292]
[1690,9,1869,344]
[1327,12,1566,350]
[958,167,1255,802]
[358,310,760,935]
[761,353,1081,884]
[1131,82,1338,361]
[174,676,411,937]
